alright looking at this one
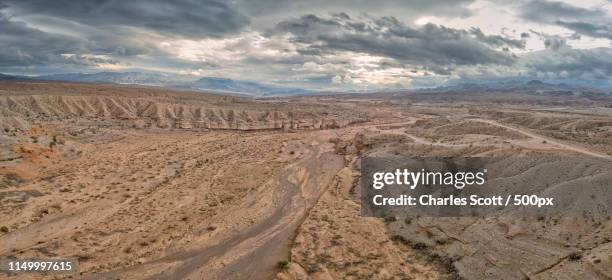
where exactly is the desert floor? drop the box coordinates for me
[1,82,611,279]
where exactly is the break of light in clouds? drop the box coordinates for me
[1,0,612,90]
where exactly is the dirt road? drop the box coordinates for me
[472,119,612,160]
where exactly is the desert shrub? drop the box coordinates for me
[568,252,582,261]
[411,242,428,251]
[383,216,397,223]
[49,135,64,148]
[277,260,290,270]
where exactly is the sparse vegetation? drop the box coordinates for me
[383,216,397,223]
[568,252,583,261]
[277,260,290,270]
[49,135,64,148]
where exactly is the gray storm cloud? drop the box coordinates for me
[3,0,250,38]
[0,0,248,71]
[274,14,523,75]
[0,0,610,89]
[519,0,612,40]
[0,14,86,67]
[520,48,612,80]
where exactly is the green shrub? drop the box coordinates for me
[277,260,290,270]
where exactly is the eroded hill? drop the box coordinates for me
[0,82,366,132]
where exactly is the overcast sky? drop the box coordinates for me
[2,0,612,90]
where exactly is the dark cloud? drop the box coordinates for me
[443,47,612,88]
[0,0,250,70]
[521,48,612,81]
[555,21,612,40]
[236,0,476,26]
[4,0,249,38]
[544,37,567,50]
[469,28,525,49]
[454,45,612,86]
[275,14,522,74]
[0,13,85,67]
[0,9,165,70]
[0,0,250,72]
[519,0,605,22]
[519,0,612,40]
[529,30,572,51]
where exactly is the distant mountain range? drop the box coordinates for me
[426,78,599,92]
[0,71,608,96]
[190,77,309,96]
[37,72,184,86]
[0,71,309,97]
